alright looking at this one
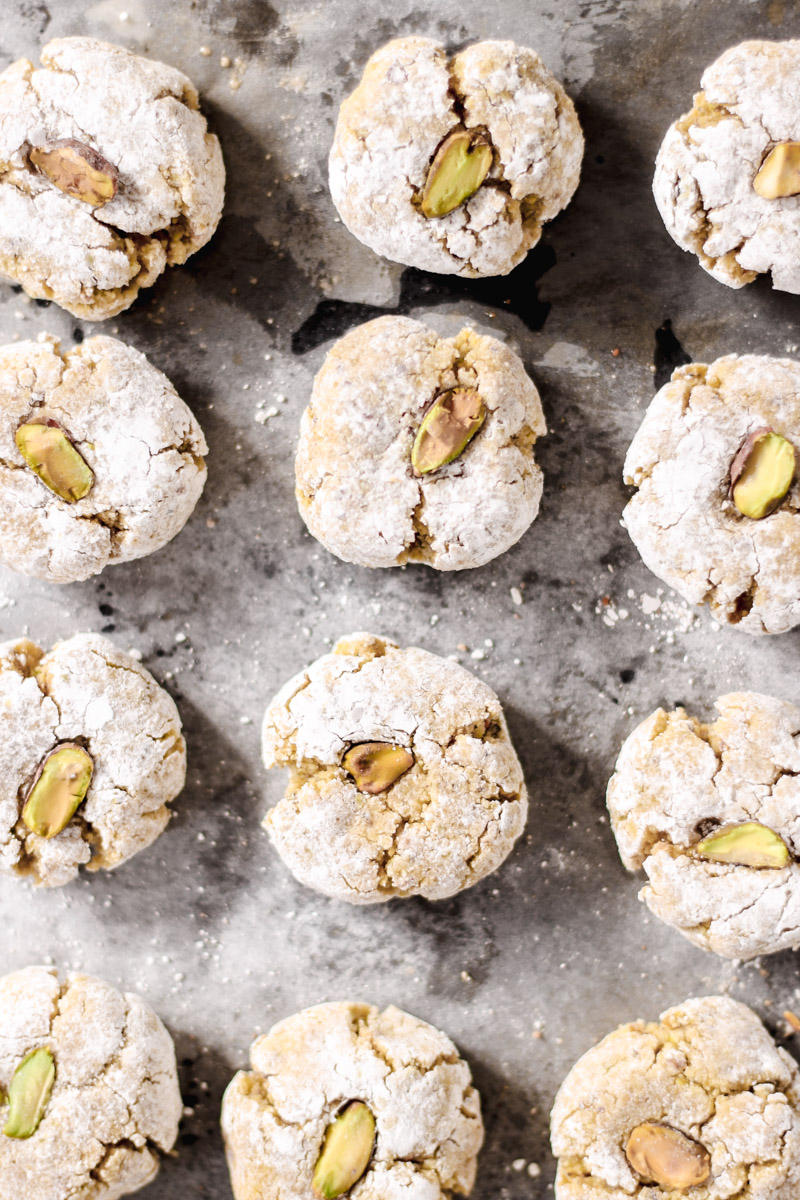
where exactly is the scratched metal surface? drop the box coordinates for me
[1,0,799,1196]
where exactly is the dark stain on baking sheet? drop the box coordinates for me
[185,213,300,322]
[197,0,299,65]
[19,1,50,37]
[291,243,555,354]
[199,0,279,41]
[654,318,691,389]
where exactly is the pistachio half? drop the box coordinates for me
[15,422,94,503]
[22,743,94,839]
[312,1101,376,1199]
[342,743,414,795]
[420,128,493,219]
[3,1048,55,1139]
[695,821,791,869]
[754,142,800,199]
[730,427,795,520]
[411,388,486,476]
[29,140,118,207]
[626,1123,710,1189]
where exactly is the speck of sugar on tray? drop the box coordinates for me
[595,595,629,627]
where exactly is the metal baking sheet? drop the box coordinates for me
[1,0,799,1196]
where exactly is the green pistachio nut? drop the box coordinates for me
[22,743,94,839]
[695,821,791,869]
[411,388,486,476]
[342,743,414,795]
[730,428,795,520]
[15,423,93,503]
[313,1101,376,1199]
[419,127,493,218]
[29,140,118,207]
[754,142,800,199]
[626,1123,710,1189]
[3,1048,55,1139]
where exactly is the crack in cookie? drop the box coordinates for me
[0,37,224,318]
[0,633,186,888]
[329,37,582,277]
[624,354,800,635]
[296,315,545,572]
[260,633,527,903]
[608,692,800,959]
[654,40,800,293]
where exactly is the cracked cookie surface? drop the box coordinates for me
[0,632,186,887]
[623,354,800,635]
[329,37,583,277]
[0,964,181,1200]
[261,632,527,903]
[654,40,800,293]
[0,333,206,583]
[221,1000,483,1200]
[607,692,800,960]
[551,995,800,1199]
[0,36,224,319]
[295,316,546,570]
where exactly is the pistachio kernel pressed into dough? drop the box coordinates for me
[625,1122,711,1189]
[695,821,791,869]
[419,127,493,219]
[753,142,800,200]
[342,742,415,795]
[730,427,795,519]
[3,1048,55,1139]
[21,743,94,839]
[29,139,119,207]
[15,422,94,503]
[312,1101,376,1199]
[411,388,486,476]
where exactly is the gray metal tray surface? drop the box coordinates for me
[1,0,799,1196]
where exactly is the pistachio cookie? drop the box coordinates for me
[261,632,527,903]
[221,1000,483,1200]
[296,316,546,570]
[607,692,800,960]
[329,38,583,277]
[0,632,185,887]
[0,965,181,1200]
[623,355,800,634]
[551,995,800,1198]
[654,40,800,293]
[0,36,224,318]
[0,333,206,584]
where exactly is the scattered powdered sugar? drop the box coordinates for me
[595,586,700,642]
